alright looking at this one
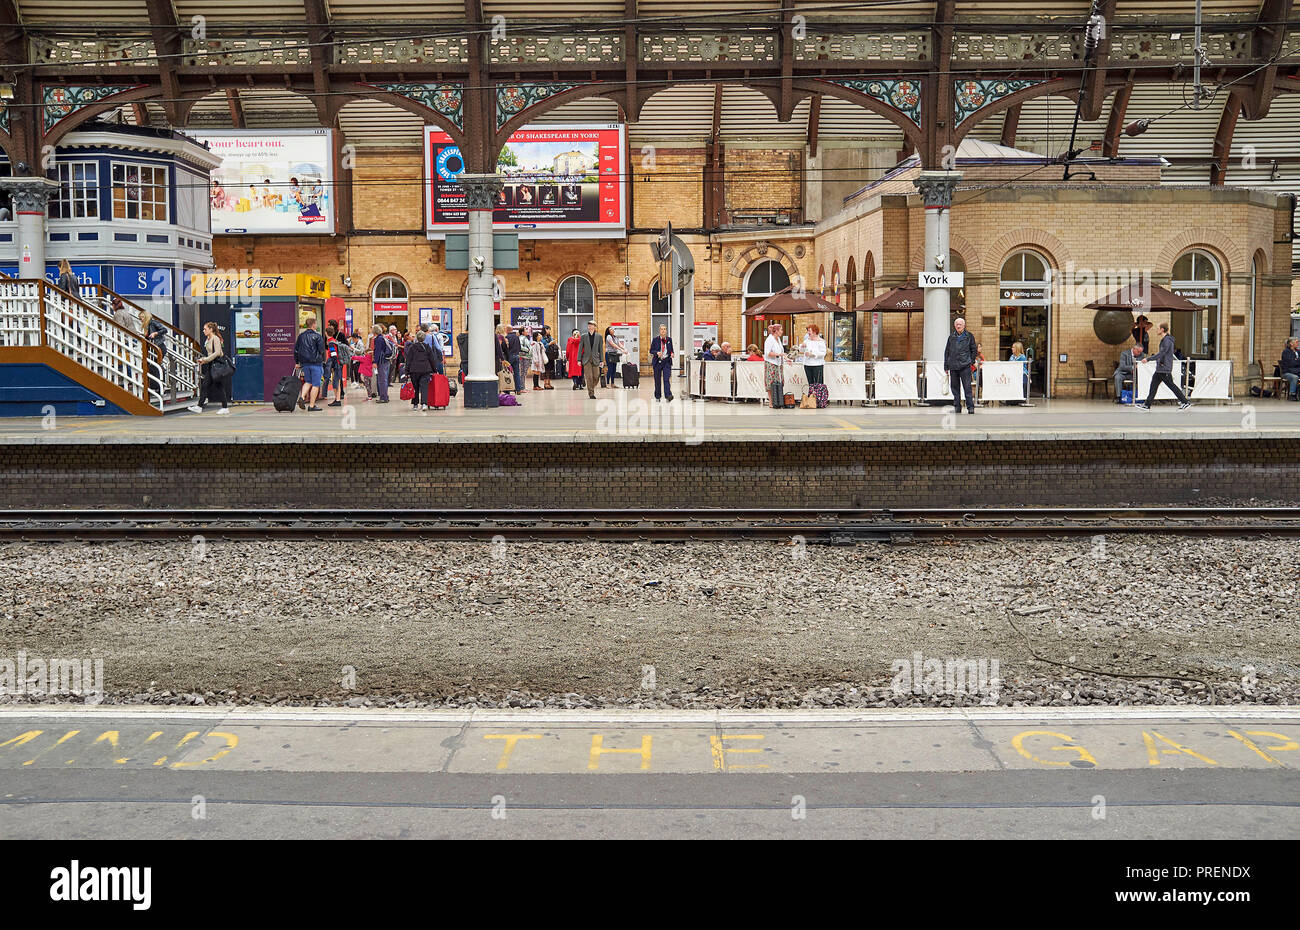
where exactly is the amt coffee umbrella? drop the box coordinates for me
[1085,280,1203,345]
[742,285,843,316]
[855,286,927,359]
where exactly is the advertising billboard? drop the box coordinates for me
[197,129,335,235]
[426,124,625,239]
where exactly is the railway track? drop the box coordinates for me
[0,507,1298,541]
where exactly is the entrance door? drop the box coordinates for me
[999,251,1052,397]
[747,314,793,355]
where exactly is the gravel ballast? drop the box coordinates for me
[0,536,1295,709]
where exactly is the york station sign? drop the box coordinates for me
[918,271,963,288]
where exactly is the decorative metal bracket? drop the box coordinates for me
[496,81,579,130]
[821,78,922,127]
[367,82,464,130]
[42,85,145,134]
[953,78,1041,126]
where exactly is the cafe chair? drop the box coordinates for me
[1085,359,1110,399]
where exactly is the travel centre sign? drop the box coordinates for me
[187,273,330,301]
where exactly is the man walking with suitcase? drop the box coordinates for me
[579,320,603,399]
[944,317,977,414]
[1136,322,1191,410]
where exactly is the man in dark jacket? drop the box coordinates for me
[294,314,327,411]
[1113,342,1144,402]
[1280,337,1300,400]
[1136,322,1190,410]
[506,326,525,393]
[371,326,393,403]
[578,320,603,399]
[943,317,977,414]
[650,324,675,402]
[456,331,469,380]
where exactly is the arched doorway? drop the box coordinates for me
[1170,249,1221,359]
[744,259,792,353]
[558,274,595,339]
[371,275,409,332]
[999,250,1053,397]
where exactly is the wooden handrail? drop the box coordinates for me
[76,282,202,358]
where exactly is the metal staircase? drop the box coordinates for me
[0,275,201,415]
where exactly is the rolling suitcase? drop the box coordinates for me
[622,363,639,388]
[768,382,785,409]
[427,373,450,409]
[272,373,302,412]
[810,383,829,408]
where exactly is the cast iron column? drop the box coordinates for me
[0,178,59,279]
[458,173,503,408]
[913,170,962,365]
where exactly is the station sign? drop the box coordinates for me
[919,271,963,288]
[425,123,627,239]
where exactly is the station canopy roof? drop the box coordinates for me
[14,1,1297,260]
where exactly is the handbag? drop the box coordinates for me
[209,355,235,380]
[399,381,415,401]
[498,367,514,392]
[799,393,817,409]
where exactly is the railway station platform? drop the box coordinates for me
[1,387,1297,510]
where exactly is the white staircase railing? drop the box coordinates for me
[77,284,201,408]
[0,277,177,411]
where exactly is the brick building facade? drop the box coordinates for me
[213,140,1295,396]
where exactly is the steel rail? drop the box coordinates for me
[0,508,1298,541]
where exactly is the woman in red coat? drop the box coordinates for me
[565,329,583,390]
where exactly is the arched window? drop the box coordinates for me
[650,279,670,347]
[864,252,876,301]
[831,263,841,305]
[1170,249,1221,358]
[999,249,1053,397]
[743,260,791,309]
[744,259,793,351]
[371,275,410,331]
[371,276,408,300]
[557,274,595,340]
[1248,252,1264,365]
[846,257,857,309]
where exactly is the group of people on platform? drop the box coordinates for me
[181,306,1300,416]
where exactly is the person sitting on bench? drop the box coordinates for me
[1114,342,1144,403]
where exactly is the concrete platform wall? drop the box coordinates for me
[6,439,1299,509]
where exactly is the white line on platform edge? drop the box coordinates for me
[0,705,1297,725]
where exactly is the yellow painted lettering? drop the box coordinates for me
[22,730,79,766]
[589,734,652,771]
[1141,731,1217,767]
[171,732,238,768]
[1011,730,1098,767]
[483,733,542,770]
[709,734,768,771]
[0,730,43,751]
